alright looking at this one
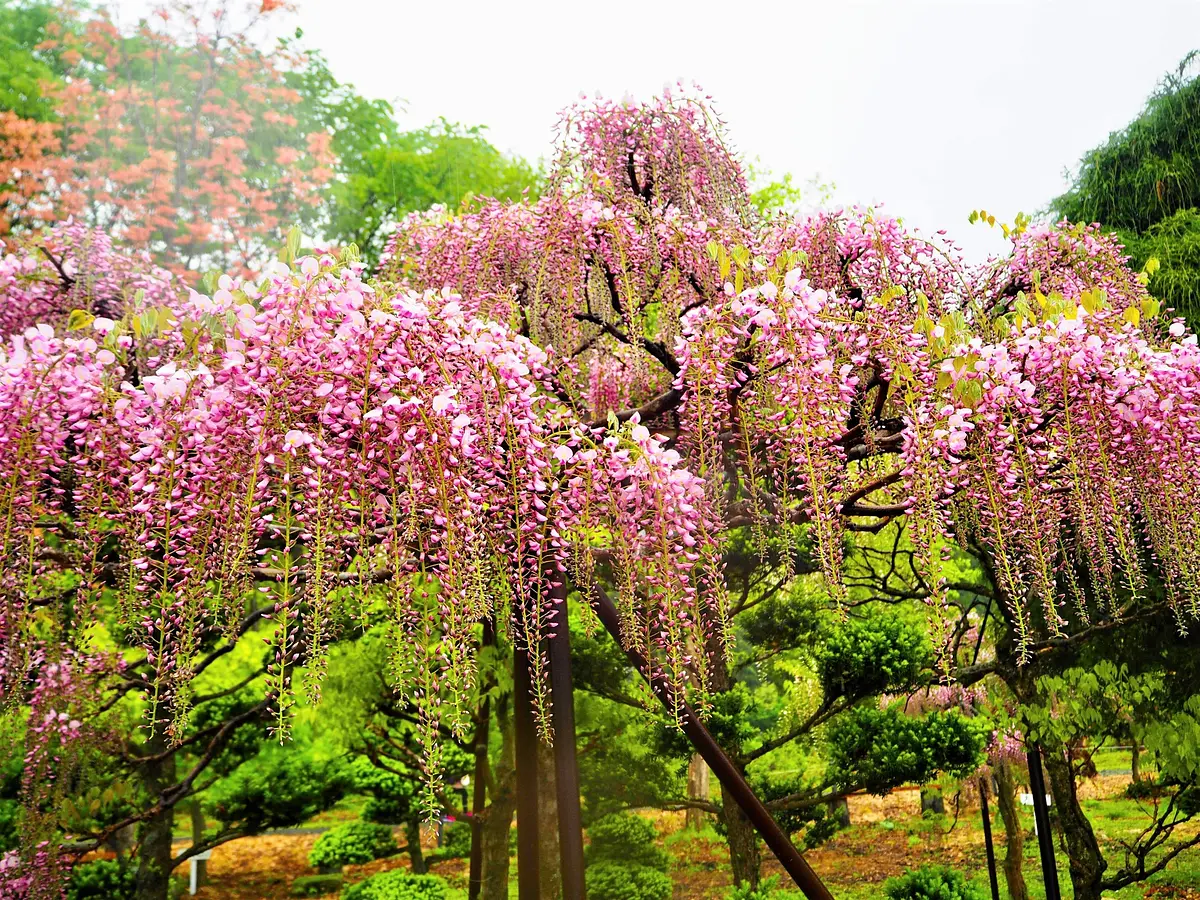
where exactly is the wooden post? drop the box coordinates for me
[547,577,587,900]
[589,582,835,900]
[514,640,541,900]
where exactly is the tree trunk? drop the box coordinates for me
[709,651,760,889]
[920,787,945,815]
[1041,743,1105,900]
[134,730,177,900]
[721,782,762,890]
[536,740,562,900]
[189,800,208,888]
[827,796,851,829]
[481,695,517,900]
[686,753,710,830]
[406,818,427,874]
[1130,743,1141,784]
[189,799,206,844]
[994,760,1029,900]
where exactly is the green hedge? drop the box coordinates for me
[884,865,985,900]
[584,813,669,871]
[309,822,398,869]
[587,862,672,900]
[341,870,449,900]
[67,859,136,900]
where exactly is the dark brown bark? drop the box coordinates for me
[709,650,760,889]
[1130,744,1141,784]
[723,785,763,889]
[995,759,1029,900]
[686,754,711,830]
[920,787,945,815]
[536,740,562,900]
[1041,743,1105,900]
[827,797,851,829]
[406,818,427,874]
[134,730,176,900]
[481,696,517,900]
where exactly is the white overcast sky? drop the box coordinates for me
[123,0,1200,261]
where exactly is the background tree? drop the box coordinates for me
[1054,51,1200,327]
[0,2,540,275]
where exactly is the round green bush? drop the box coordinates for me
[341,870,449,900]
[67,859,136,900]
[439,821,471,858]
[587,862,672,900]
[585,813,669,872]
[309,822,398,870]
[883,865,985,900]
[1124,777,1161,800]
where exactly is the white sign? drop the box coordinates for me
[1018,793,1054,835]
[188,850,213,895]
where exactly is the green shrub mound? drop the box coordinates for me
[584,813,669,871]
[341,870,449,900]
[67,859,136,900]
[883,865,985,900]
[309,822,398,870]
[587,861,673,900]
[439,821,471,858]
[584,812,671,900]
[292,873,344,897]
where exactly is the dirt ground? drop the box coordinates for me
[171,774,1198,899]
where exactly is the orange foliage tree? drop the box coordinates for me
[3,1,333,276]
[0,111,71,233]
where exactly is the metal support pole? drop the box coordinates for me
[1026,746,1061,900]
[514,639,541,900]
[978,777,1001,900]
[590,583,835,900]
[547,577,586,900]
[467,620,494,900]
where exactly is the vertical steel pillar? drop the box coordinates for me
[1027,746,1062,900]
[978,777,1001,900]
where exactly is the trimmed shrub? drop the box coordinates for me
[439,821,471,858]
[292,873,344,897]
[67,859,136,900]
[883,865,985,900]
[587,862,672,900]
[209,752,350,834]
[309,822,398,870]
[585,813,669,871]
[1124,778,1161,800]
[341,870,449,900]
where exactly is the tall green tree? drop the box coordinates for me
[0,0,65,122]
[283,41,541,267]
[1053,51,1200,325]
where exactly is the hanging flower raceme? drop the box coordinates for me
[0,232,723,800]
[4,95,1200,871]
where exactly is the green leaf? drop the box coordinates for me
[66,309,95,331]
[284,225,303,265]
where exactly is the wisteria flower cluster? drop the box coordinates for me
[0,93,1199,884]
